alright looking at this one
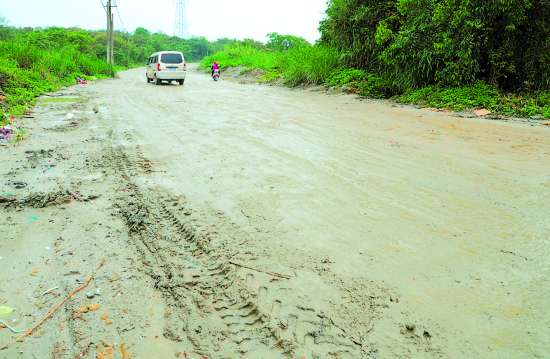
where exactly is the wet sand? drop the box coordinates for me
[1,66,549,358]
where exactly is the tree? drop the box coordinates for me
[320,0,550,90]
[266,33,310,51]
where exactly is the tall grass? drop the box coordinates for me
[0,28,112,121]
[280,45,340,86]
[0,25,224,123]
[200,40,549,119]
[200,43,339,86]
[201,43,281,71]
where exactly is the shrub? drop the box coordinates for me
[200,43,281,71]
[320,0,550,90]
[280,45,340,86]
[398,82,549,118]
[358,74,398,98]
[200,42,340,87]
[326,69,367,88]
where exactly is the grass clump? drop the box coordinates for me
[200,42,339,87]
[0,25,229,125]
[0,28,112,122]
[201,43,280,72]
[326,69,367,88]
[398,83,550,118]
[202,37,549,119]
[280,45,340,86]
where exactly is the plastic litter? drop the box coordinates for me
[0,126,12,140]
[0,306,14,317]
[474,108,491,117]
[0,320,24,334]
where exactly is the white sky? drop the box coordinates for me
[0,0,328,42]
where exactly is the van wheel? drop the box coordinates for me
[146,76,150,83]
[178,80,184,86]
[155,77,161,85]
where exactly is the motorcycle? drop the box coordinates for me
[212,69,220,82]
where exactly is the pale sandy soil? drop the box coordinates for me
[1,66,549,358]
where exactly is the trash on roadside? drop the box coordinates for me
[96,344,113,359]
[0,319,24,334]
[30,267,41,276]
[0,306,14,317]
[73,303,101,318]
[0,126,12,140]
[76,77,88,85]
[120,343,130,359]
[100,312,113,325]
[41,286,59,297]
[86,288,101,299]
[474,108,491,117]
[66,113,75,120]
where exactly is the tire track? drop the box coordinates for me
[96,142,369,358]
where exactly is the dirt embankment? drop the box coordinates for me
[1,67,549,358]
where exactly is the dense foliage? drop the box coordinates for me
[320,0,550,91]
[201,33,549,118]
[112,27,233,66]
[0,24,228,121]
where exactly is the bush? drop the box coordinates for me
[201,42,340,87]
[200,43,281,71]
[0,25,223,117]
[320,0,550,91]
[398,82,500,111]
[326,69,367,88]
[398,82,549,118]
[358,74,398,98]
[0,28,113,116]
[280,45,340,86]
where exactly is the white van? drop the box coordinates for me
[146,51,187,85]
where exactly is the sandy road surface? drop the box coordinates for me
[1,66,549,358]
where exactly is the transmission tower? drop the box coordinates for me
[174,0,190,38]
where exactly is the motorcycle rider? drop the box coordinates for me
[211,61,220,77]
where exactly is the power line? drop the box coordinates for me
[99,0,107,14]
[112,0,132,67]
[114,3,127,32]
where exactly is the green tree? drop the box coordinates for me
[320,0,550,90]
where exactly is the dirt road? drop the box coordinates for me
[1,66,549,358]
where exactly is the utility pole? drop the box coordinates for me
[106,0,114,66]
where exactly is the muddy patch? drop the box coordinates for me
[1,189,100,209]
[98,145,382,358]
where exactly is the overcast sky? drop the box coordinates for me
[0,0,328,42]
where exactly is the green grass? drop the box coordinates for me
[0,29,113,125]
[0,25,223,127]
[200,43,339,87]
[38,97,84,103]
[201,41,549,119]
[200,43,281,72]
[398,83,550,118]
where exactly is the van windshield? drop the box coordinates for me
[161,53,183,64]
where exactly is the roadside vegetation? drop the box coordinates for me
[0,19,231,126]
[201,0,550,119]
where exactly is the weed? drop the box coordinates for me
[326,69,367,88]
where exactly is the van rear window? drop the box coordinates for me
[161,53,183,64]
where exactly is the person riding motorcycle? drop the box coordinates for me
[211,61,220,77]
